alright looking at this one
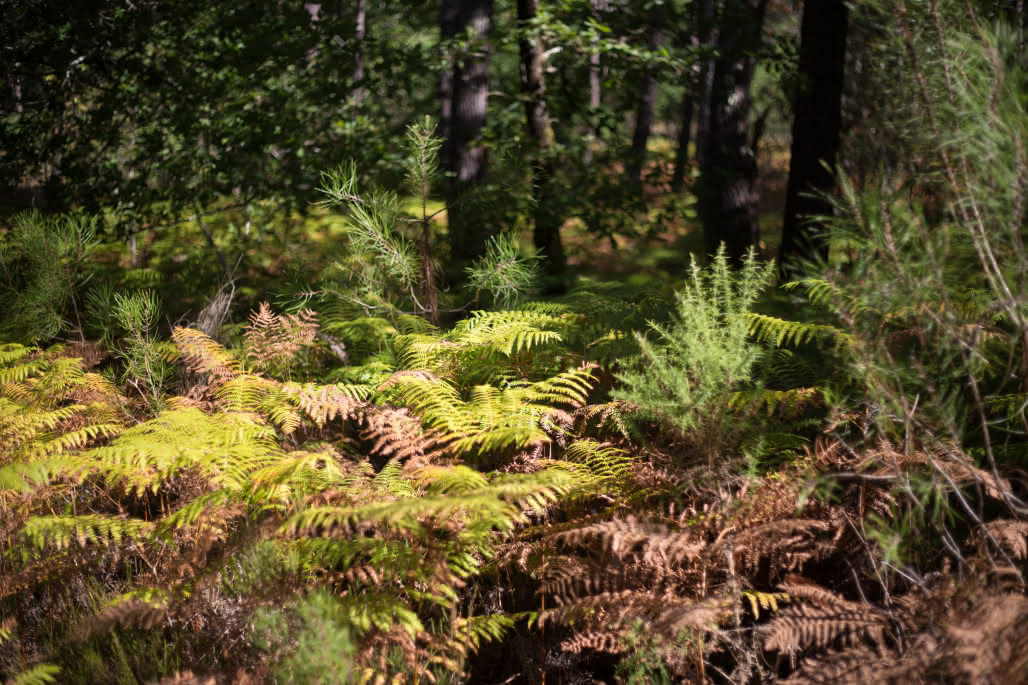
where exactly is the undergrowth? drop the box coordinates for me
[2,3,1027,684]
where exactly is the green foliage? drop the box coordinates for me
[110,290,171,415]
[614,245,775,455]
[0,622,60,685]
[319,161,421,294]
[394,309,567,386]
[614,621,677,685]
[0,212,98,343]
[4,5,1028,684]
[465,233,542,308]
[0,315,599,682]
[745,312,852,349]
[317,117,544,323]
[252,591,355,685]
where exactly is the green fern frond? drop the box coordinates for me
[282,468,574,540]
[783,278,874,318]
[453,612,527,651]
[729,387,823,416]
[5,663,62,685]
[394,309,566,385]
[337,592,424,638]
[156,489,237,535]
[561,439,634,489]
[0,458,74,492]
[20,514,154,552]
[82,408,280,494]
[746,313,852,349]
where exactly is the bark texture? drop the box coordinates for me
[671,0,716,192]
[778,0,848,276]
[442,0,494,270]
[698,0,767,264]
[626,6,666,189]
[352,0,366,105]
[517,0,566,289]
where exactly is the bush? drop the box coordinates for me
[614,245,774,460]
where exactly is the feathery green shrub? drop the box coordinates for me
[614,245,775,459]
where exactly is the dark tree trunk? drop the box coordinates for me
[1019,0,1024,56]
[626,6,666,189]
[353,0,366,105]
[778,0,848,277]
[439,0,459,164]
[671,0,716,192]
[670,92,694,192]
[517,0,566,290]
[699,0,767,264]
[694,0,719,168]
[444,0,494,270]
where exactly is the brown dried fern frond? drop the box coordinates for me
[360,406,429,466]
[74,595,169,642]
[560,630,623,655]
[931,593,1028,685]
[974,519,1028,560]
[243,302,318,374]
[728,518,841,576]
[780,645,904,685]
[783,593,1028,685]
[764,582,890,654]
[553,516,706,567]
[541,589,731,637]
[539,556,688,603]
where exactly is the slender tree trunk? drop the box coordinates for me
[444,0,494,270]
[699,0,767,264]
[517,0,566,290]
[1018,0,1024,56]
[672,0,715,192]
[353,0,366,105]
[626,6,666,189]
[778,0,848,277]
[589,54,601,110]
[439,0,459,163]
[584,0,605,166]
[695,0,719,168]
[670,92,695,193]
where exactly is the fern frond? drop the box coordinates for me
[764,583,889,653]
[171,327,240,384]
[20,514,154,552]
[729,387,823,416]
[746,313,853,349]
[742,590,791,619]
[5,663,62,685]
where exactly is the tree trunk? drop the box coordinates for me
[672,0,715,192]
[353,0,366,105]
[698,0,767,264]
[439,0,459,163]
[444,0,494,270]
[626,6,666,189]
[778,0,848,277]
[670,92,694,193]
[517,0,566,290]
[695,0,719,168]
[584,0,606,166]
